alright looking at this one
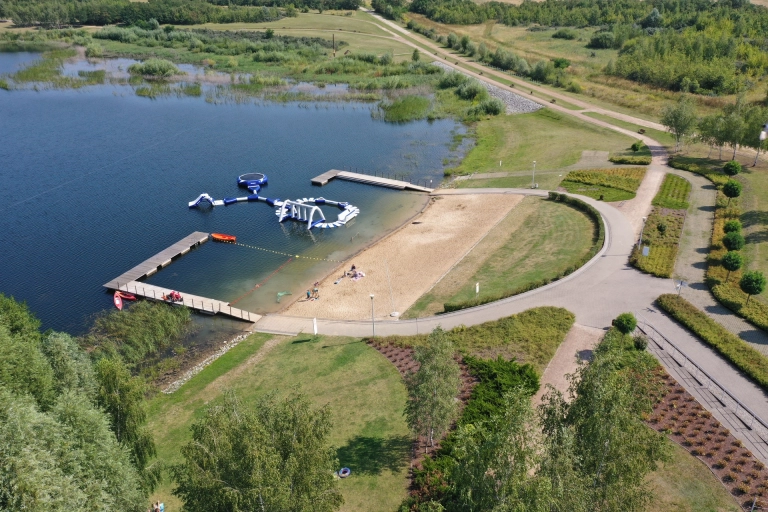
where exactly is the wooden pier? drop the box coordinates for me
[103,231,259,322]
[311,169,434,193]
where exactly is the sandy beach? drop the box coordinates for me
[284,193,524,320]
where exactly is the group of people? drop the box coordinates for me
[147,502,164,512]
[164,290,183,302]
[346,264,365,281]
[305,282,320,301]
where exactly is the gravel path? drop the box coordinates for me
[432,61,542,114]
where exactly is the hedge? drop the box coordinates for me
[609,155,652,165]
[442,193,604,313]
[656,294,768,390]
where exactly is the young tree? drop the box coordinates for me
[723,179,742,206]
[94,357,160,493]
[723,232,746,251]
[449,387,544,511]
[724,220,742,233]
[173,392,343,512]
[567,330,669,511]
[722,251,744,283]
[740,271,767,304]
[412,48,420,62]
[740,105,768,166]
[404,327,460,451]
[722,112,746,160]
[661,96,697,152]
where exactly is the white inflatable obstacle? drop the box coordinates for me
[188,193,216,208]
[274,198,359,229]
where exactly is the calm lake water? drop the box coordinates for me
[0,53,466,333]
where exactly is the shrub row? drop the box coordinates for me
[707,189,768,332]
[443,193,604,313]
[656,294,768,390]
[608,155,652,165]
[563,167,647,193]
[652,173,691,210]
[667,156,728,185]
[630,243,679,278]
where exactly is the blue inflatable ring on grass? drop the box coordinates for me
[339,467,351,478]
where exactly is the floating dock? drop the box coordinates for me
[311,169,433,192]
[103,231,258,322]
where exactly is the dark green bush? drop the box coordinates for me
[612,312,637,334]
[724,220,742,233]
[437,71,469,89]
[723,232,745,251]
[723,160,742,176]
[588,32,615,49]
[552,28,577,40]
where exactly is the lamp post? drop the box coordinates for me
[532,161,536,189]
[638,216,647,247]
[370,294,375,339]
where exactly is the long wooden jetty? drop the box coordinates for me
[311,169,434,193]
[103,232,258,322]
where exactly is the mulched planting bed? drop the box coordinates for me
[367,339,478,464]
[648,369,768,510]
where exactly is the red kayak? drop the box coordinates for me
[113,291,123,310]
[116,291,137,301]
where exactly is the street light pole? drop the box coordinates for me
[532,161,536,189]
[370,294,375,339]
[638,216,647,247]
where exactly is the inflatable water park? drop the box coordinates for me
[188,173,360,230]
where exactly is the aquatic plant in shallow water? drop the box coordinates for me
[128,58,181,78]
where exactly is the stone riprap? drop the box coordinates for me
[432,61,543,114]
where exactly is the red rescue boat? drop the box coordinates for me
[113,291,123,310]
[116,291,137,301]
[211,233,237,243]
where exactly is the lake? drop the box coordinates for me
[0,53,466,333]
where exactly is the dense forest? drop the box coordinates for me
[373,0,768,94]
[0,0,361,27]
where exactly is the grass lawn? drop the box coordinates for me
[189,13,415,58]
[147,332,411,512]
[648,438,740,512]
[404,196,594,318]
[456,170,566,190]
[450,108,636,175]
[582,111,677,148]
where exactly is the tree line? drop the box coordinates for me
[1,0,281,28]
[0,295,166,510]
[374,0,768,95]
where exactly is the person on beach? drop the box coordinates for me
[306,290,311,300]
[313,287,319,298]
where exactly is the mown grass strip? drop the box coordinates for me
[653,173,691,210]
[656,294,768,390]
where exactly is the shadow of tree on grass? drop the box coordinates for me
[336,435,411,475]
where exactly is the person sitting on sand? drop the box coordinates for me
[313,287,319,298]
[306,289,311,300]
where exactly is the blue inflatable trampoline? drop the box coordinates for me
[238,173,268,192]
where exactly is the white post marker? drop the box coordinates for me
[370,294,375,339]
[476,282,479,296]
[532,161,537,189]
[313,317,317,336]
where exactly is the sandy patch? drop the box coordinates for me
[284,194,524,320]
[532,324,603,406]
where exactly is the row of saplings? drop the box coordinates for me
[398,315,667,512]
[718,161,766,304]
